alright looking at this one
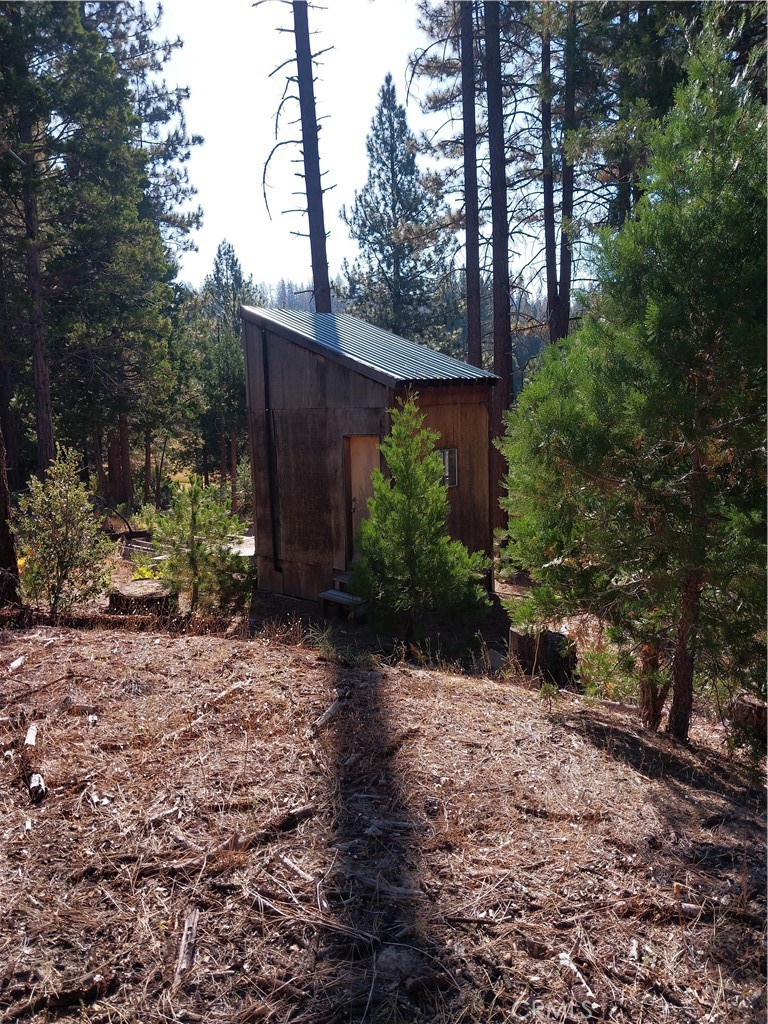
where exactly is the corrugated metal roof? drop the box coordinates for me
[241,307,498,386]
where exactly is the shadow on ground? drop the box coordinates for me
[314,661,456,1023]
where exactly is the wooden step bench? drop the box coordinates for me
[319,588,367,622]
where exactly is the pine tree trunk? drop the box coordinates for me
[107,432,122,503]
[93,425,107,497]
[119,413,132,508]
[555,4,576,343]
[541,28,559,345]
[219,422,228,486]
[484,0,511,534]
[144,430,152,505]
[154,438,168,510]
[667,572,703,742]
[230,428,238,513]
[202,437,210,487]
[638,643,670,731]
[0,357,19,491]
[667,447,707,743]
[0,421,20,607]
[461,0,482,368]
[293,1,332,313]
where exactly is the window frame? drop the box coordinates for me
[438,447,458,488]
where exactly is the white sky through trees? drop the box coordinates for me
[160,0,431,290]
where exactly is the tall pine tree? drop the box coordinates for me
[341,73,461,353]
[500,26,766,742]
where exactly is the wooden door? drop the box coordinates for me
[346,435,379,561]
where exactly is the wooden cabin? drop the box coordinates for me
[241,307,498,602]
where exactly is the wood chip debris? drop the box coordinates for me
[0,624,763,1024]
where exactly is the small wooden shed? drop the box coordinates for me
[241,306,498,602]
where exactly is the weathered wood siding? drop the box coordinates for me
[244,313,494,602]
[243,319,389,599]
[395,383,493,559]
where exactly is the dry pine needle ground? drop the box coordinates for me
[0,624,764,1024]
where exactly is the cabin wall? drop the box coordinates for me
[243,320,389,599]
[244,316,494,602]
[396,383,493,560]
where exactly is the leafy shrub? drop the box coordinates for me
[17,447,114,614]
[150,476,254,612]
[130,552,161,581]
[578,646,639,703]
[351,394,489,643]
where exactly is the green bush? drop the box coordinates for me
[351,394,489,643]
[578,646,642,703]
[17,447,114,614]
[150,476,254,612]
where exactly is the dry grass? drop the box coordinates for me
[0,621,764,1023]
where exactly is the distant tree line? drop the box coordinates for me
[0,1,327,515]
[0,1,200,497]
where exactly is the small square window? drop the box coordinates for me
[438,447,458,487]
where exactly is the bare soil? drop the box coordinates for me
[0,612,764,1024]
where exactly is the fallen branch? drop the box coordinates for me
[276,851,314,883]
[135,804,318,879]
[311,697,344,733]
[0,971,113,1022]
[173,907,200,988]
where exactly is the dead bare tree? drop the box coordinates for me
[259,0,332,313]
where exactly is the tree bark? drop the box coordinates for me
[202,437,209,487]
[667,571,703,742]
[107,433,122,504]
[230,427,238,513]
[154,437,168,509]
[541,26,559,345]
[484,0,511,534]
[119,412,132,509]
[219,420,228,486]
[293,0,332,313]
[93,425,107,497]
[144,429,152,505]
[667,446,708,743]
[555,3,576,343]
[461,0,482,368]
[0,421,21,607]
[637,643,670,731]
[0,356,19,491]
[0,245,20,491]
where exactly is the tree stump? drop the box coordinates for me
[108,580,177,615]
[509,628,577,688]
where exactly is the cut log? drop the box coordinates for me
[108,580,177,615]
[509,628,576,688]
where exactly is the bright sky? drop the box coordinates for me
[160,0,435,290]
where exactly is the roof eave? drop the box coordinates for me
[242,305,400,388]
[241,305,499,388]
